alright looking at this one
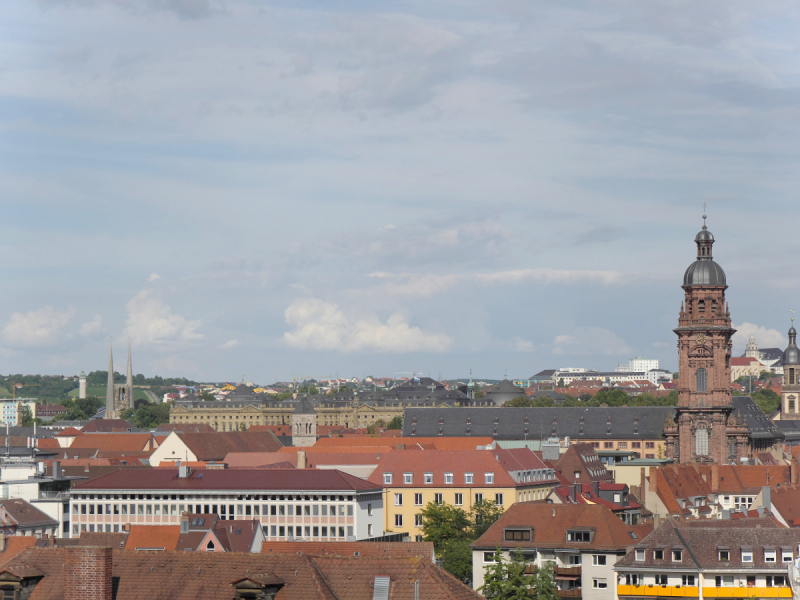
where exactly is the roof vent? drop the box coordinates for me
[373,576,390,600]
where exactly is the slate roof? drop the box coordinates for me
[614,519,800,570]
[72,468,381,492]
[731,396,784,440]
[470,503,653,551]
[774,420,800,441]
[403,406,676,439]
[82,419,137,432]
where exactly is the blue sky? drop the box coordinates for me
[2,0,800,382]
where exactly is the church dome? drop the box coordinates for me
[695,229,714,242]
[683,260,726,287]
[784,324,800,365]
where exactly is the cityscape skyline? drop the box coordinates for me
[3,2,799,381]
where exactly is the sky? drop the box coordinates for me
[2,0,800,383]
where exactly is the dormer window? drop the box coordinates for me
[634,549,645,561]
[566,530,591,542]
[485,472,494,484]
[504,529,532,541]
[383,473,392,485]
[765,549,777,563]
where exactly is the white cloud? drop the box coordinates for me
[512,337,535,352]
[79,314,103,336]
[122,290,203,346]
[732,322,787,353]
[282,298,452,353]
[220,339,239,349]
[2,306,76,347]
[553,327,631,356]
[367,268,625,297]
[147,272,161,282]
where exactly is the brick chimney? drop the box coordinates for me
[711,464,719,493]
[297,450,307,469]
[64,547,112,600]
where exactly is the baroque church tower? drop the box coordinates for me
[664,216,745,464]
[780,320,800,419]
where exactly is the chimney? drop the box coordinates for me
[396,444,405,451]
[180,512,190,534]
[792,459,798,486]
[179,464,190,479]
[0,532,5,552]
[762,486,771,513]
[53,460,62,479]
[64,547,112,600]
[568,485,577,503]
[591,480,600,497]
[297,450,307,469]
[711,464,719,493]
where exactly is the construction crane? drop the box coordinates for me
[12,383,39,400]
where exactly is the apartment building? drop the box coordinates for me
[68,466,383,541]
[367,448,559,539]
[470,503,653,598]
[615,518,800,599]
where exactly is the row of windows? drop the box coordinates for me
[384,472,493,485]
[394,493,501,507]
[635,548,793,564]
[483,553,607,566]
[76,493,355,502]
[589,441,656,449]
[73,503,357,517]
[75,522,359,539]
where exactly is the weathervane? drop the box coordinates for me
[702,203,707,229]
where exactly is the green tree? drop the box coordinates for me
[479,546,534,599]
[239,422,248,432]
[471,499,504,539]
[503,397,535,407]
[200,390,216,401]
[19,406,34,427]
[473,389,485,399]
[420,502,471,554]
[557,379,565,388]
[441,539,473,583]
[386,415,402,430]
[531,561,559,600]
[366,419,386,434]
[751,388,780,415]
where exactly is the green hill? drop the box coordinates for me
[68,387,151,402]
[0,387,10,399]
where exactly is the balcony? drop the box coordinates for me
[555,566,581,577]
[702,587,792,598]
[556,589,581,599]
[618,585,699,597]
[38,491,70,500]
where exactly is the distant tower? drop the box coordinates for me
[781,318,800,420]
[664,214,739,464]
[126,341,133,410]
[467,370,475,400]
[745,336,760,359]
[291,396,317,447]
[105,343,116,419]
[79,371,87,400]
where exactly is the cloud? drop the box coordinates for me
[553,327,631,356]
[147,272,161,282]
[367,268,625,297]
[3,306,76,347]
[122,290,203,346]
[79,314,103,336]
[34,0,222,19]
[220,339,239,349]
[732,322,787,353]
[282,298,452,353]
[512,337,535,353]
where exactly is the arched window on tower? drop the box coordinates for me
[696,368,707,392]
[696,426,709,457]
[790,368,795,386]
[698,300,705,313]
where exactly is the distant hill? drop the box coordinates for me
[68,387,151,402]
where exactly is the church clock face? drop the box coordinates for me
[695,333,706,345]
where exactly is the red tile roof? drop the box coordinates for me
[73,467,381,492]
[262,541,434,560]
[125,525,181,551]
[2,547,481,599]
[367,450,544,488]
[176,431,283,461]
[69,433,156,454]
[155,423,216,433]
[471,503,652,550]
[314,436,494,449]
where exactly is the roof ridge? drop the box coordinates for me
[307,555,342,600]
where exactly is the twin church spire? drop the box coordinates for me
[105,341,133,418]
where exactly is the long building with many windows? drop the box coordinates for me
[69,466,384,541]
